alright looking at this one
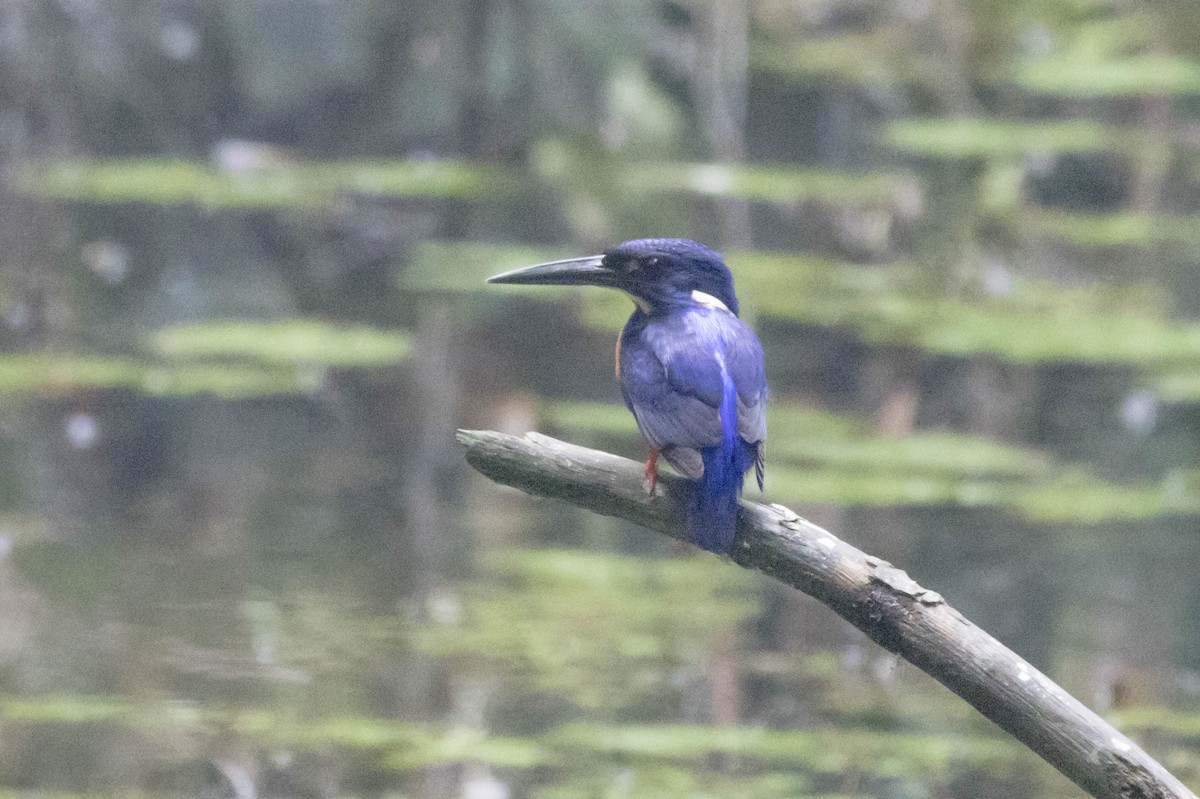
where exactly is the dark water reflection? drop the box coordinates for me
[0,201,1197,799]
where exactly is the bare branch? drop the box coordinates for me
[458,428,1196,799]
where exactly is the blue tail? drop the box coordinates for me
[689,360,748,554]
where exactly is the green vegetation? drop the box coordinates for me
[403,241,566,294]
[8,2,1200,798]
[0,322,408,398]
[545,401,1199,522]
[1016,55,1200,98]
[614,162,915,206]
[152,319,410,366]
[0,353,306,398]
[884,118,1124,160]
[18,156,912,211]
[411,549,758,710]
[416,240,1200,366]
[1007,209,1200,249]
[0,694,1027,779]
[17,158,512,208]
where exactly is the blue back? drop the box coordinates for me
[611,247,768,554]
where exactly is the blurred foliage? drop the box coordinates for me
[546,401,1199,521]
[416,241,1200,367]
[410,549,759,712]
[19,154,912,211]
[1009,209,1200,250]
[18,159,512,208]
[0,691,1044,791]
[0,353,308,398]
[4,1,1200,798]
[152,319,410,366]
[0,320,408,398]
[884,119,1123,160]
[1017,55,1200,97]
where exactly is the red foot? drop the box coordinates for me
[644,448,660,495]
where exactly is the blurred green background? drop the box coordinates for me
[2,1,1200,797]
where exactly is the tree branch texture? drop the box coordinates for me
[457,429,1196,799]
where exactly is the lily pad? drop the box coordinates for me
[152,319,410,367]
[0,353,306,398]
[543,401,1199,522]
[614,161,914,206]
[17,158,511,208]
[1017,56,1200,98]
[424,241,1200,365]
[884,118,1121,160]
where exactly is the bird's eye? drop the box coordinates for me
[644,257,659,268]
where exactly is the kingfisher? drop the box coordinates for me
[488,238,767,554]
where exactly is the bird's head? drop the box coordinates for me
[487,238,739,316]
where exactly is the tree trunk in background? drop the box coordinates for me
[692,0,752,250]
[1129,93,1172,215]
[402,301,461,799]
[458,0,492,159]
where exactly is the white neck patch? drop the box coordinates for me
[691,290,732,314]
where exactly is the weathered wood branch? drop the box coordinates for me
[457,428,1196,799]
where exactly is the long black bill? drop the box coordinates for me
[486,255,614,288]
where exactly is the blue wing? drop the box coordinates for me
[618,307,767,482]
